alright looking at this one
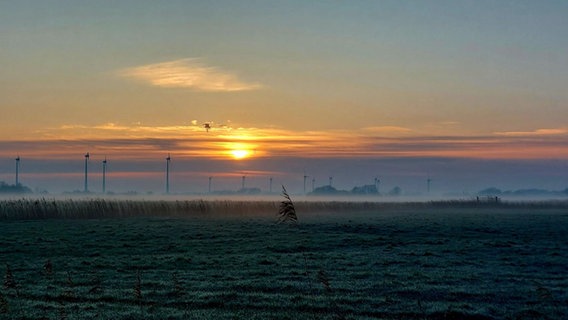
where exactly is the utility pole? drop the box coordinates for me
[84,152,89,193]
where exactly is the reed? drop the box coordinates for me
[277,186,298,224]
[276,186,346,319]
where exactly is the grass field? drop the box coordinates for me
[0,201,567,319]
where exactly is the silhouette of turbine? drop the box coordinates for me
[269,177,273,193]
[374,176,380,194]
[165,154,171,194]
[208,176,213,193]
[303,172,309,195]
[102,157,107,194]
[84,152,90,193]
[15,156,20,186]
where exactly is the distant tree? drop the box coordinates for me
[0,182,32,194]
[388,186,401,196]
[237,187,261,195]
[478,187,502,195]
[351,184,378,195]
[310,185,337,195]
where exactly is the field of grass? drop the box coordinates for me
[0,201,567,319]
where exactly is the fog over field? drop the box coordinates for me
[1,156,567,196]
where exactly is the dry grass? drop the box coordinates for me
[277,186,298,224]
[2,197,567,220]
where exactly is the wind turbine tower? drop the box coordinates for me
[84,152,90,193]
[102,157,107,194]
[269,177,273,193]
[241,175,246,190]
[312,177,315,192]
[427,177,432,194]
[165,154,171,194]
[208,176,212,193]
[329,176,333,187]
[15,156,20,186]
[303,173,308,194]
[374,177,380,194]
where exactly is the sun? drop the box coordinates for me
[230,149,251,160]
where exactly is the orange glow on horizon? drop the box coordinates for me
[230,149,251,160]
[1,123,567,161]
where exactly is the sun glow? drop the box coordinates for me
[230,149,251,160]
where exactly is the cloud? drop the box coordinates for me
[118,58,262,92]
[494,128,568,136]
[5,123,568,161]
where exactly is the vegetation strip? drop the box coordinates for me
[1,198,568,220]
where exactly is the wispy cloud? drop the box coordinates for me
[494,128,568,136]
[118,58,262,92]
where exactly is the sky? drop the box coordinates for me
[1,0,568,195]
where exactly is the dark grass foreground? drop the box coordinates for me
[0,199,567,319]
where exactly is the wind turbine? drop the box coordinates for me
[269,177,273,193]
[84,152,90,193]
[165,154,171,194]
[208,176,213,193]
[329,176,333,187]
[427,177,432,194]
[374,176,380,194]
[241,174,246,190]
[102,157,107,194]
[15,156,20,186]
[303,172,309,195]
[312,177,315,192]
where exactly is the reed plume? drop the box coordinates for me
[277,185,298,224]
